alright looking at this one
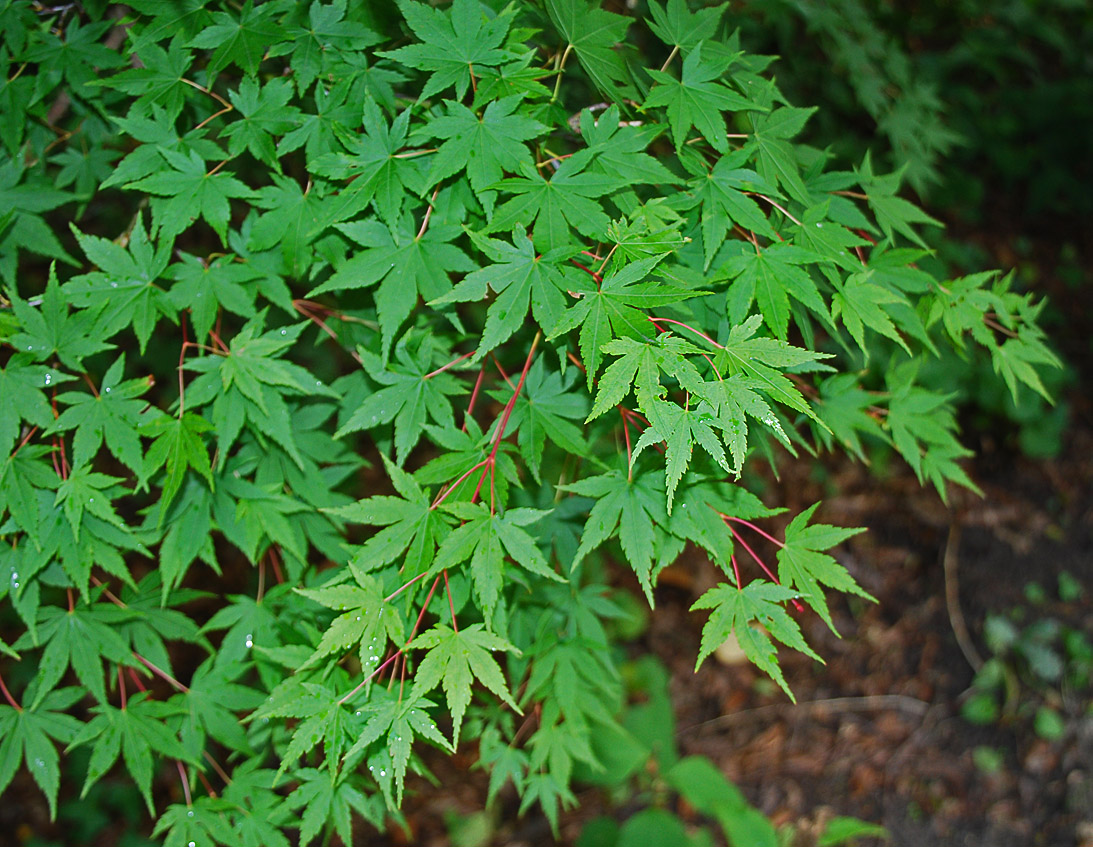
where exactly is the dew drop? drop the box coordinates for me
[355,615,361,621]
[244,633,253,648]
[187,810,194,818]
[88,497,94,504]
[189,841,196,847]
[379,769,387,777]
[43,373,52,386]
[34,758,45,769]
[815,222,823,228]
[280,328,287,336]
[315,380,323,387]
[368,764,375,772]
[110,281,118,288]
[26,345,33,351]
[355,710,362,717]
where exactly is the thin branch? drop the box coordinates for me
[943,522,983,671]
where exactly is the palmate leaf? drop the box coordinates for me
[545,0,637,100]
[745,106,818,207]
[342,690,451,806]
[8,266,112,369]
[644,43,758,154]
[776,504,871,633]
[186,0,285,77]
[577,105,678,186]
[309,98,423,231]
[283,768,381,847]
[423,95,547,208]
[0,354,61,457]
[586,333,706,422]
[632,401,730,514]
[285,0,381,95]
[691,580,821,700]
[485,358,588,482]
[647,0,728,51]
[723,243,831,340]
[221,77,302,171]
[140,410,215,522]
[65,215,173,353]
[66,692,191,814]
[328,454,451,578]
[432,227,571,360]
[336,339,464,464]
[309,216,475,356]
[408,623,521,745]
[381,0,514,102]
[550,257,704,388]
[429,503,565,623]
[295,564,403,672]
[46,355,149,475]
[0,687,83,820]
[560,467,667,599]
[126,148,258,243]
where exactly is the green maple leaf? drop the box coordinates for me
[93,37,194,119]
[247,173,325,274]
[45,355,149,475]
[310,98,424,231]
[586,333,706,422]
[577,104,678,185]
[831,270,911,355]
[714,315,828,425]
[66,692,191,814]
[0,355,60,456]
[174,658,263,755]
[688,150,781,268]
[295,565,404,672]
[310,217,475,356]
[776,504,871,633]
[856,152,943,249]
[485,358,588,482]
[165,252,261,341]
[221,77,302,171]
[341,691,451,806]
[745,106,818,206]
[202,593,278,668]
[336,339,464,464]
[433,227,571,359]
[186,0,284,77]
[644,42,757,153]
[0,446,58,547]
[153,797,239,847]
[412,418,521,507]
[488,156,619,251]
[814,374,886,462]
[723,243,831,340]
[54,466,128,544]
[286,0,381,94]
[698,373,791,474]
[691,580,821,699]
[126,148,258,243]
[429,503,564,623]
[561,467,667,599]
[28,602,134,709]
[64,216,173,353]
[8,266,112,369]
[381,0,514,101]
[0,161,76,283]
[126,0,212,51]
[632,402,729,513]
[550,256,703,388]
[283,768,379,847]
[408,623,521,745]
[140,410,215,522]
[277,76,358,161]
[647,0,727,51]
[0,687,83,820]
[184,315,338,469]
[545,0,637,99]
[423,95,547,206]
[326,454,452,579]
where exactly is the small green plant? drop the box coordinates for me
[962,573,1092,737]
[0,0,1057,843]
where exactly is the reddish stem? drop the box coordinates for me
[118,665,127,710]
[177,761,192,807]
[385,571,428,603]
[424,350,474,380]
[727,516,785,548]
[470,333,541,505]
[647,316,724,349]
[731,554,742,591]
[463,365,487,431]
[444,570,458,633]
[569,259,602,284]
[0,669,21,711]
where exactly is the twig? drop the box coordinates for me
[943,521,983,671]
[678,694,930,735]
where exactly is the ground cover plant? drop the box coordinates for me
[0,0,1060,843]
